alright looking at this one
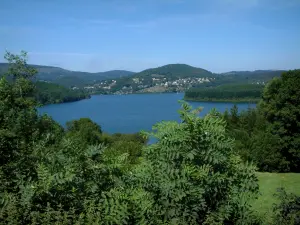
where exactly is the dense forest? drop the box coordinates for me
[0,61,90,105]
[184,84,264,102]
[35,81,90,105]
[0,51,299,224]
[222,70,300,173]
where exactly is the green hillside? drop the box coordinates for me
[0,62,285,94]
[101,64,216,94]
[185,83,264,102]
[221,70,285,79]
[0,63,135,87]
[94,64,284,94]
[214,70,285,85]
[132,63,213,79]
[35,81,90,105]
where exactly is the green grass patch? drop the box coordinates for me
[252,172,300,223]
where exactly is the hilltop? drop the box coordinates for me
[132,64,213,79]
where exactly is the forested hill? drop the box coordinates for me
[91,64,216,94]
[184,83,264,102]
[132,64,214,79]
[214,70,286,86]
[96,64,285,94]
[0,62,286,94]
[0,63,135,88]
[35,81,90,105]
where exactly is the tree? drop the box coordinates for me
[0,51,63,192]
[223,109,230,123]
[0,51,39,191]
[103,102,259,224]
[223,104,290,172]
[249,130,288,172]
[4,51,37,81]
[230,104,239,125]
[273,188,300,225]
[260,70,300,172]
[35,81,90,105]
[0,52,127,224]
[66,118,102,147]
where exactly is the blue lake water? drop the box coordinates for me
[38,93,255,134]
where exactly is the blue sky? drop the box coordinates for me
[1,0,300,73]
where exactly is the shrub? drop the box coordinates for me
[273,188,300,225]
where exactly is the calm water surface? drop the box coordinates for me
[38,93,255,133]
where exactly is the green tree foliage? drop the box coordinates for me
[1,51,262,224]
[0,140,129,224]
[223,106,289,172]
[222,71,300,172]
[0,51,64,192]
[260,70,300,172]
[35,81,90,105]
[105,133,147,170]
[65,118,103,147]
[273,188,300,225]
[185,84,264,102]
[4,51,37,81]
[0,52,143,224]
[101,102,260,224]
[230,104,239,125]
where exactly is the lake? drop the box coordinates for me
[38,93,256,134]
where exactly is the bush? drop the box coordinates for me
[260,70,300,172]
[273,188,300,225]
[103,102,260,224]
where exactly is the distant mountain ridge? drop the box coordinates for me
[0,63,135,87]
[216,70,285,86]
[0,62,288,91]
[96,64,288,95]
[220,70,285,77]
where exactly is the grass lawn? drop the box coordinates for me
[252,172,300,223]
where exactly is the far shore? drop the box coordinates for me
[184,97,260,103]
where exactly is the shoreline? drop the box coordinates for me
[184,97,260,103]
